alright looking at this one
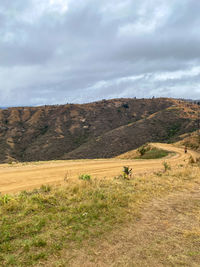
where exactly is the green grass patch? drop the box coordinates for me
[136,147,170,159]
[0,180,130,266]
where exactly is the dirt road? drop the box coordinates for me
[0,143,198,194]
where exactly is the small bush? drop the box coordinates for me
[0,194,12,204]
[138,144,150,156]
[122,166,132,179]
[79,174,91,181]
[163,161,171,172]
[189,156,195,164]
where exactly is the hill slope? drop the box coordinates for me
[0,98,199,162]
[63,103,199,159]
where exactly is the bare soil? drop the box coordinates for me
[69,188,200,267]
[0,143,197,194]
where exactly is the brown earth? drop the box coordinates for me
[0,143,198,194]
[176,130,200,152]
[63,104,199,159]
[69,188,200,267]
[0,98,199,163]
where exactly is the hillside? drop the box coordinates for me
[63,102,199,159]
[176,130,200,151]
[0,98,199,163]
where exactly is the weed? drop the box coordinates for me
[122,166,132,179]
[155,172,163,177]
[79,174,91,181]
[64,173,68,182]
[0,194,12,204]
[138,144,150,156]
[163,161,171,172]
[40,184,51,193]
[189,156,195,164]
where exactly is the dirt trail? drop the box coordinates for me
[0,143,198,194]
[70,188,200,267]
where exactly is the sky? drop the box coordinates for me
[0,0,200,106]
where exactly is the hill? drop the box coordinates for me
[176,130,200,151]
[0,98,199,163]
[63,101,199,159]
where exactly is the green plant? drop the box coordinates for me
[138,144,151,156]
[79,174,91,181]
[122,166,132,179]
[138,146,146,156]
[167,123,181,139]
[40,185,51,193]
[135,148,169,159]
[163,161,171,172]
[0,194,12,204]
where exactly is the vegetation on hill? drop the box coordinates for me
[63,103,199,159]
[177,131,200,151]
[0,98,199,163]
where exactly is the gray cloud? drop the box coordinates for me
[0,0,200,106]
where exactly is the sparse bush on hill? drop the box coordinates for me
[180,132,200,152]
[0,98,198,163]
[138,144,150,156]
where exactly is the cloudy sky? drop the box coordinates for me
[0,0,200,106]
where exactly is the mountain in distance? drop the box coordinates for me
[0,97,199,163]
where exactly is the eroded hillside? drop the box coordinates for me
[0,98,199,162]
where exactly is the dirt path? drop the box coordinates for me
[0,143,198,194]
[69,188,200,267]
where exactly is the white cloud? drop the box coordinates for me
[153,66,200,81]
[119,1,170,36]
[0,0,200,106]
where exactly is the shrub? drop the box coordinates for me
[163,161,171,172]
[122,166,132,179]
[138,144,150,156]
[0,194,12,204]
[79,174,91,181]
[189,156,195,164]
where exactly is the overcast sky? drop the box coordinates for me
[0,0,200,106]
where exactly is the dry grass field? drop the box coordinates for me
[0,143,200,266]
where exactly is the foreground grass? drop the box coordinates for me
[0,165,200,266]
